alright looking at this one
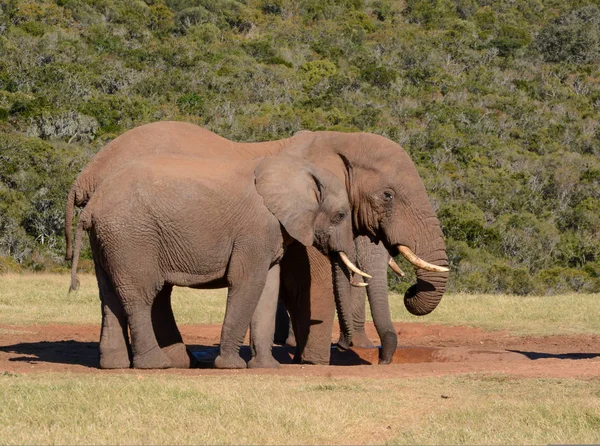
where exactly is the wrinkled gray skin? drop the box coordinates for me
[69,153,356,369]
[66,122,449,367]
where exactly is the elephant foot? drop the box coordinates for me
[99,351,131,369]
[298,351,330,365]
[351,331,374,348]
[161,343,195,369]
[214,353,247,369]
[299,357,329,365]
[132,346,171,369]
[248,355,280,369]
[378,330,398,365]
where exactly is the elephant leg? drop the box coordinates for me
[152,284,195,368]
[249,264,280,369]
[285,318,296,348]
[119,286,171,369]
[214,256,270,369]
[95,262,131,369]
[273,297,290,345]
[356,237,398,365]
[283,245,335,365]
[274,301,296,348]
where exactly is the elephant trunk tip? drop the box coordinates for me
[403,282,444,316]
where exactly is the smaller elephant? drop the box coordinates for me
[278,237,406,365]
[69,152,368,369]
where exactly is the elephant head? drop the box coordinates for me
[254,154,370,340]
[283,132,449,317]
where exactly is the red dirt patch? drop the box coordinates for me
[1,323,599,379]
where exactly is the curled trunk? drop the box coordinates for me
[403,244,448,316]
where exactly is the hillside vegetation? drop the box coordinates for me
[0,0,599,295]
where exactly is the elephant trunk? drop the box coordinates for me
[403,241,448,316]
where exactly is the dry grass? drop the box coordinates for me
[386,291,600,335]
[0,273,227,326]
[1,274,600,444]
[2,273,598,336]
[0,373,599,445]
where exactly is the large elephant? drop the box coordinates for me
[65,121,449,367]
[69,153,365,369]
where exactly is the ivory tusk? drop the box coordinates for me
[388,257,405,277]
[351,280,368,287]
[339,252,372,279]
[397,245,450,273]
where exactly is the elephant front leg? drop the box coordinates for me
[214,257,270,369]
[280,245,335,365]
[152,284,196,368]
[249,265,281,369]
[94,261,131,369]
[300,247,336,365]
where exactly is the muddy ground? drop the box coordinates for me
[1,323,599,379]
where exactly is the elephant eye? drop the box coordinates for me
[383,191,393,202]
[332,211,346,224]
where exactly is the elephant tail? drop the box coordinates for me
[69,210,89,293]
[65,184,77,261]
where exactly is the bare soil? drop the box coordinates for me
[1,323,599,379]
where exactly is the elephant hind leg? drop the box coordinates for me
[119,285,171,369]
[94,258,131,369]
[152,284,195,368]
[214,253,271,369]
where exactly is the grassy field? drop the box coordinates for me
[1,273,599,335]
[1,373,599,445]
[1,273,600,444]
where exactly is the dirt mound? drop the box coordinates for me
[1,323,599,378]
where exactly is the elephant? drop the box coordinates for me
[68,152,367,369]
[65,121,449,367]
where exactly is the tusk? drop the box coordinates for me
[339,252,372,279]
[397,245,449,273]
[351,280,368,287]
[388,257,405,277]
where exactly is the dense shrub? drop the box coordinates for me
[535,6,600,64]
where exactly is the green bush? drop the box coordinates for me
[535,6,600,64]
[177,92,205,116]
[404,0,459,29]
[439,201,498,249]
[175,6,211,32]
[492,24,531,57]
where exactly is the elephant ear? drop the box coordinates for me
[254,155,322,247]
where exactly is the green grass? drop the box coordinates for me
[2,273,597,336]
[0,373,599,445]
